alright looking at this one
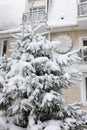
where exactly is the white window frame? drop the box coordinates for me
[81,74,87,105]
[79,36,87,62]
[79,36,87,105]
[79,36,87,47]
[1,39,7,57]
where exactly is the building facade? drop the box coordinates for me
[1,0,87,106]
[23,0,87,106]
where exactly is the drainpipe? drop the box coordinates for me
[31,0,34,30]
[48,31,50,41]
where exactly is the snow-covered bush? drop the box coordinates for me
[0,26,87,130]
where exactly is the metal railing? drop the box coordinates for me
[78,3,87,16]
[22,9,47,24]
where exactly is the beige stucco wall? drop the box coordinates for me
[50,30,87,108]
[51,30,87,50]
[7,37,16,57]
[62,85,81,105]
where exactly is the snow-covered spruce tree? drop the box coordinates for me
[0,25,87,130]
[0,56,7,93]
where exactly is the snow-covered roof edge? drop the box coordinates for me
[0,27,21,35]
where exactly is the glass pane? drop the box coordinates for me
[85,78,87,100]
[2,40,7,56]
[83,40,87,61]
[80,0,87,2]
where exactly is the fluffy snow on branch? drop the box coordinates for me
[41,92,62,107]
[31,57,49,65]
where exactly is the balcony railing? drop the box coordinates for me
[22,9,47,24]
[78,3,87,16]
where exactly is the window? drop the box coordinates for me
[78,1,87,16]
[79,37,87,62]
[80,0,87,2]
[2,40,7,56]
[80,76,87,105]
[30,7,47,23]
[85,77,87,100]
[79,37,87,105]
[83,40,87,61]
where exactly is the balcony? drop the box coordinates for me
[22,9,47,24]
